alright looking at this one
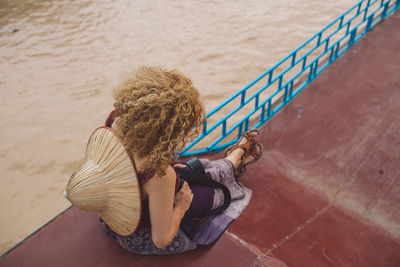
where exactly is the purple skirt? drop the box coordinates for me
[101,159,252,255]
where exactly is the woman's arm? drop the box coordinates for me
[143,165,193,249]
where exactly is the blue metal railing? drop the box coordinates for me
[181,0,400,156]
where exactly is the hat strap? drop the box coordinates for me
[105,109,117,128]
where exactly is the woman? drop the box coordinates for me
[100,67,263,254]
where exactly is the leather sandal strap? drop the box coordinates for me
[224,129,261,177]
[224,139,251,157]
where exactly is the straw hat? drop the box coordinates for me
[64,126,141,236]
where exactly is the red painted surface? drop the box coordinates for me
[227,11,400,266]
[272,207,400,267]
[1,12,400,267]
[0,207,260,267]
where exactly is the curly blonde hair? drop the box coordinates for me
[113,67,205,175]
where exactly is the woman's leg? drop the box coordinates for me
[224,131,260,171]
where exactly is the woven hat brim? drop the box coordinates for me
[73,127,142,236]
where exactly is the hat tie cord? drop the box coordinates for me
[105,109,117,128]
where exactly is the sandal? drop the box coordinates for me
[224,129,263,177]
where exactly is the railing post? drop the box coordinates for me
[255,94,259,110]
[244,118,249,132]
[347,21,352,34]
[238,123,243,138]
[330,46,335,62]
[366,14,374,31]
[335,42,340,58]
[364,0,371,20]
[267,99,272,118]
[381,2,389,18]
[283,85,288,103]
[268,70,273,84]
[357,2,362,15]
[308,64,314,81]
[349,28,357,46]
[222,120,227,136]
[260,104,266,123]
[325,38,330,52]
[291,52,297,66]
[339,15,344,28]
[317,33,322,46]
[241,91,246,105]
[314,59,319,76]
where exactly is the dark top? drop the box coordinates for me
[136,167,214,238]
[135,167,180,230]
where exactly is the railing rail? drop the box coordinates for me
[181,0,399,156]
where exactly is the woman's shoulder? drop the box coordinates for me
[142,165,177,197]
[144,164,176,185]
[131,153,176,195]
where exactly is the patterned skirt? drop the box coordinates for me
[101,158,252,255]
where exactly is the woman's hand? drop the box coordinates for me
[173,163,186,169]
[173,181,193,214]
